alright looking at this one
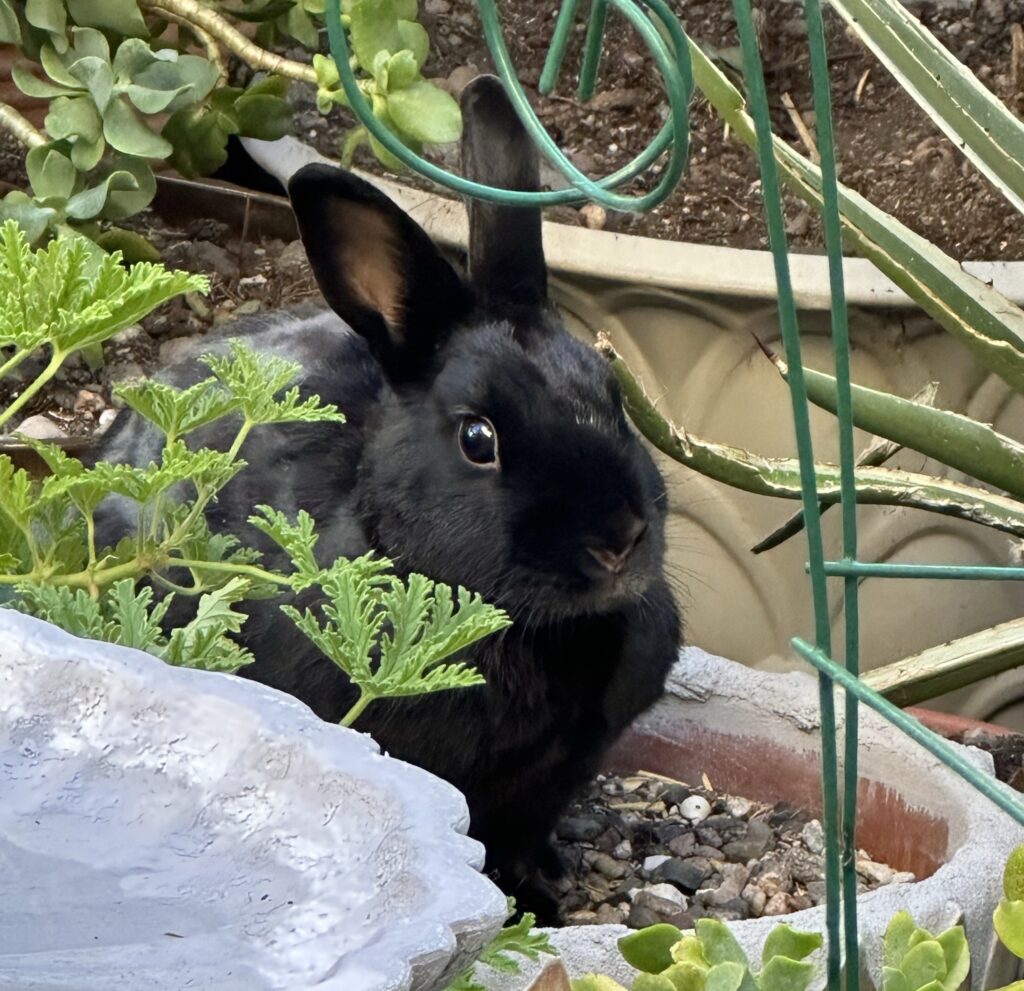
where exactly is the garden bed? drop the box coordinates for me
[286,0,1024,260]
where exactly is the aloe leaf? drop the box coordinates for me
[863,615,1024,707]
[598,336,1024,538]
[830,0,1024,215]
[688,42,1024,395]
[769,353,1024,498]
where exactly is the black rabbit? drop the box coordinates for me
[96,76,681,919]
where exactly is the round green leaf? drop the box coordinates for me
[28,146,77,201]
[898,941,945,989]
[0,0,22,44]
[94,227,161,263]
[71,135,106,172]
[385,49,419,90]
[163,106,235,178]
[67,0,147,36]
[101,156,156,219]
[45,94,103,143]
[996,899,1024,959]
[761,925,823,967]
[396,19,428,69]
[13,64,76,99]
[618,925,684,975]
[69,25,111,60]
[68,55,114,112]
[386,79,461,143]
[349,0,404,71]
[283,2,319,48]
[111,37,161,79]
[103,97,173,158]
[1005,845,1024,900]
[234,94,293,141]
[125,81,192,115]
[26,0,66,38]
[0,191,57,244]
[757,956,816,991]
[130,52,220,112]
[66,169,140,220]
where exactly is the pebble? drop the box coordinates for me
[679,795,711,823]
[580,204,607,230]
[551,771,911,930]
[14,414,65,440]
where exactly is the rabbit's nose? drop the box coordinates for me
[587,518,647,574]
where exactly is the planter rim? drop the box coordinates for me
[242,136,1024,311]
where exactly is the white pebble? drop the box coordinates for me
[14,414,65,440]
[643,854,671,873]
[612,840,632,860]
[97,408,119,432]
[679,795,711,823]
[726,796,754,818]
[801,819,825,855]
[646,883,688,908]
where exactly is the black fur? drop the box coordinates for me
[95,75,681,920]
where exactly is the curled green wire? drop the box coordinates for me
[323,0,693,209]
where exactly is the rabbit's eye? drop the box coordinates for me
[458,416,498,466]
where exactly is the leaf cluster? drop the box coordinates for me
[313,0,461,170]
[574,920,823,991]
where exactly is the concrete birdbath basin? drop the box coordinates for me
[0,610,507,991]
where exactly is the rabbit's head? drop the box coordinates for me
[288,76,670,623]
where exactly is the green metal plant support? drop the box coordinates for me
[322,1,1024,988]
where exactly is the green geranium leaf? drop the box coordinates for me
[618,925,684,974]
[101,155,156,219]
[66,169,139,221]
[234,94,293,140]
[386,79,461,143]
[68,55,114,112]
[996,899,1024,959]
[397,19,429,69]
[67,0,147,36]
[163,105,236,177]
[26,0,66,38]
[0,0,22,44]
[103,97,173,158]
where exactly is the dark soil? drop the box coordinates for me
[291,0,1024,261]
[951,727,1024,791]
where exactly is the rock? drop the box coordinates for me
[893,871,916,885]
[856,858,894,886]
[696,863,749,907]
[565,909,599,925]
[13,414,65,440]
[643,854,671,873]
[763,891,790,916]
[652,858,708,893]
[723,819,773,862]
[595,902,629,926]
[788,893,813,912]
[725,796,754,818]
[691,844,726,860]
[696,827,723,848]
[654,823,688,845]
[667,832,696,858]
[557,817,605,842]
[112,324,145,345]
[636,883,689,911]
[97,408,118,433]
[801,819,825,855]
[580,204,606,230]
[444,63,481,100]
[526,959,573,991]
[612,840,633,861]
[628,903,665,929]
[806,880,827,905]
[591,853,628,880]
[679,795,711,823]
[107,362,146,386]
[660,784,691,807]
[74,389,104,415]
[606,877,644,905]
[756,869,791,899]
[742,883,767,916]
[276,240,311,279]
[785,846,824,885]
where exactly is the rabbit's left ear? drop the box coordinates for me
[288,164,472,382]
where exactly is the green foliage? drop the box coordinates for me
[571,921,822,991]
[881,912,970,991]
[995,843,1024,962]
[259,505,509,725]
[0,220,206,429]
[444,901,556,991]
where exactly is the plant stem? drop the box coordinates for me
[149,5,230,87]
[168,558,289,585]
[0,348,65,430]
[340,689,375,728]
[0,102,46,149]
[137,0,318,84]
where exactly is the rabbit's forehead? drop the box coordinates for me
[436,323,619,425]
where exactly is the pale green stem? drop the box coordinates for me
[0,349,66,430]
[167,558,291,585]
[0,102,46,149]
[340,689,375,728]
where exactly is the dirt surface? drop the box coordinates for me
[289,0,1024,260]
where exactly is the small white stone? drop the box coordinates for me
[14,414,65,440]
[643,854,671,873]
[679,795,711,823]
[856,858,895,886]
[726,796,754,818]
[580,203,607,230]
[801,819,825,855]
[644,882,688,909]
[892,871,916,885]
[238,274,267,290]
[612,840,632,860]
[97,408,119,432]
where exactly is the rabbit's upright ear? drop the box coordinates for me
[460,75,547,309]
[288,164,472,381]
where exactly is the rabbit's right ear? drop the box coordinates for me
[288,164,472,382]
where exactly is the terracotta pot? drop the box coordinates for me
[485,648,1024,991]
